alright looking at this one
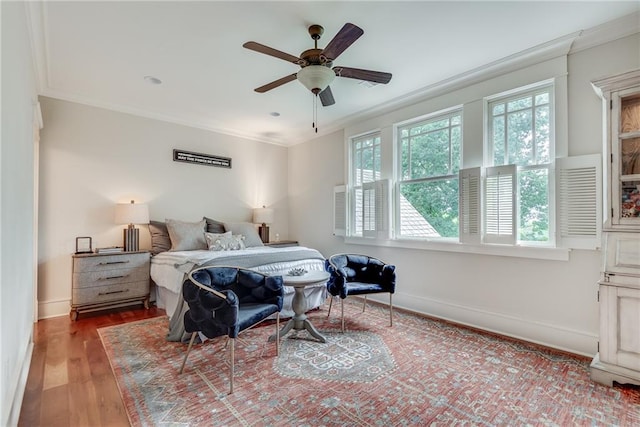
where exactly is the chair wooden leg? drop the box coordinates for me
[362,295,367,312]
[179,332,197,374]
[389,293,393,327]
[229,338,235,394]
[341,297,345,332]
[327,295,333,317]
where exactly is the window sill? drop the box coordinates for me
[344,236,571,261]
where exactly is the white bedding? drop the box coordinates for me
[151,246,327,320]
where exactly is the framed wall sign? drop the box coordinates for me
[173,149,232,169]
[75,236,93,254]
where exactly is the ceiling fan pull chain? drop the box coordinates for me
[314,95,318,133]
[312,93,319,133]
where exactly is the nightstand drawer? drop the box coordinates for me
[72,280,150,305]
[73,252,149,272]
[73,266,149,289]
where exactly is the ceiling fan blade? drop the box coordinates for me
[333,66,392,84]
[254,73,298,93]
[319,86,335,106]
[320,23,364,61]
[243,41,304,65]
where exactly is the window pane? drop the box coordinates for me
[362,147,374,182]
[493,103,505,115]
[408,134,428,179]
[535,105,550,164]
[507,96,532,111]
[399,180,459,238]
[451,125,461,174]
[374,145,381,180]
[535,93,549,106]
[354,148,362,185]
[425,129,450,177]
[507,110,533,165]
[519,168,549,242]
[493,116,505,165]
[401,139,410,180]
[451,114,461,125]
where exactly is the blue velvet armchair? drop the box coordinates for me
[178,266,284,394]
[325,254,396,332]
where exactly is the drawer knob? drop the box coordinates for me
[98,260,130,265]
[98,289,129,296]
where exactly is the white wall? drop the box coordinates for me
[289,33,640,357]
[38,97,290,318]
[1,2,38,426]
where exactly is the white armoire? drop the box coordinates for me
[590,69,640,387]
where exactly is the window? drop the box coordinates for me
[487,84,553,245]
[396,110,462,239]
[350,133,382,237]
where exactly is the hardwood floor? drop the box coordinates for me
[18,306,165,427]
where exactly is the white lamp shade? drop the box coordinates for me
[253,207,274,225]
[297,65,335,94]
[115,201,149,225]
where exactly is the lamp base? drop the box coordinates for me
[123,227,139,251]
[258,224,269,243]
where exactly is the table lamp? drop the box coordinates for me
[253,206,274,243]
[115,200,149,251]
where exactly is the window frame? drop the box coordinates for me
[348,131,382,237]
[485,81,556,247]
[393,107,463,240]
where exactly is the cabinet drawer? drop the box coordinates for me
[73,266,149,289]
[73,253,149,272]
[72,280,150,305]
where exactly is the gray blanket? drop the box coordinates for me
[167,247,325,342]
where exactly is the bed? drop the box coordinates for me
[148,217,328,342]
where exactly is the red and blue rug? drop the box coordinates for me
[98,299,640,425]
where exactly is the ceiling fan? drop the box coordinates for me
[242,23,392,108]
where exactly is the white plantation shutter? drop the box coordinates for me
[557,154,601,249]
[459,167,481,244]
[362,179,390,238]
[484,165,516,244]
[333,185,346,236]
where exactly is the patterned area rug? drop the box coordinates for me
[99,299,640,426]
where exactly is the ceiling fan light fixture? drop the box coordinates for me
[296,65,335,94]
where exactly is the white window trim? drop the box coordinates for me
[484,81,556,246]
[347,131,383,238]
[394,108,463,240]
[344,235,570,261]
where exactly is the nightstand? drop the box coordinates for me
[264,240,299,248]
[70,251,151,320]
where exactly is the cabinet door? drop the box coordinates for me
[612,86,640,227]
[600,284,640,371]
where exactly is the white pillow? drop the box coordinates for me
[223,222,264,247]
[165,219,207,251]
[206,231,246,251]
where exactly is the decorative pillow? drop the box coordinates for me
[165,219,207,251]
[206,231,246,251]
[149,220,172,255]
[223,222,264,247]
[203,216,226,234]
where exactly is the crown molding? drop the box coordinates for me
[570,10,640,54]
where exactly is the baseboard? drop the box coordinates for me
[5,341,33,427]
[38,298,70,319]
[370,292,597,357]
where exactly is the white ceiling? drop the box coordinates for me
[27,1,640,146]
